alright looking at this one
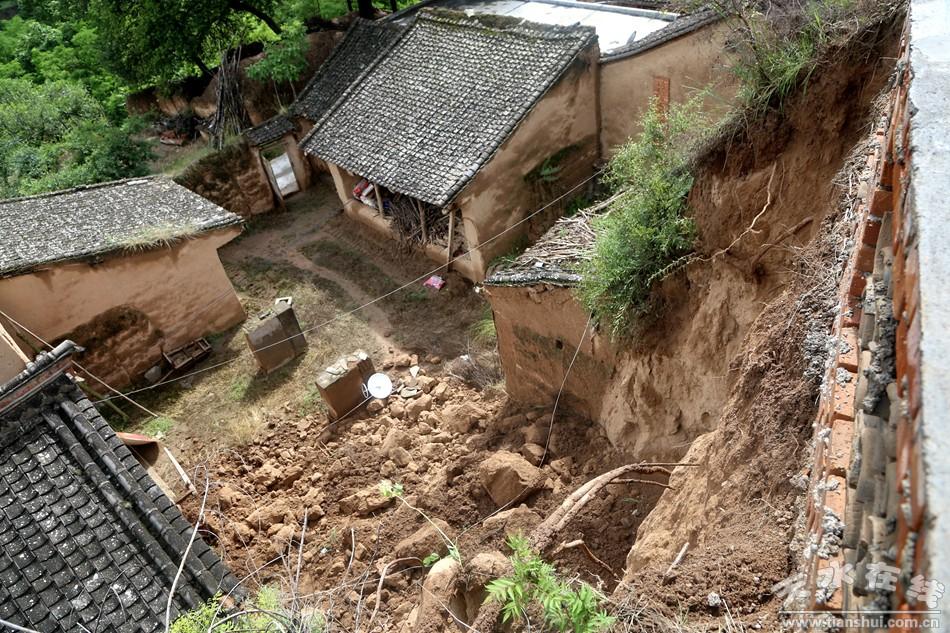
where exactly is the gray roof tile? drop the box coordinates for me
[0,342,240,632]
[300,10,597,206]
[0,177,242,278]
[245,114,295,147]
[291,19,407,122]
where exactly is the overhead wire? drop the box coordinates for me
[83,168,604,404]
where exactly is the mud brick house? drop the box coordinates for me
[0,177,246,388]
[243,19,407,204]
[0,341,238,631]
[299,10,600,281]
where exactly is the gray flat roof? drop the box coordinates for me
[392,0,676,54]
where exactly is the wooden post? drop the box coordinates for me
[373,183,384,215]
[445,208,455,273]
[415,199,428,243]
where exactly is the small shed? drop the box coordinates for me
[0,177,246,388]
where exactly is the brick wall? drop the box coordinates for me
[800,11,950,629]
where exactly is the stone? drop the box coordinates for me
[367,399,385,414]
[382,427,412,452]
[482,505,543,535]
[246,499,293,530]
[417,422,433,435]
[390,402,406,419]
[521,443,545,466]
[390,447,412,467]
[488,413,526,436]
[339,485,395,516]
[442,402,487,434]
[217,485,245,510]
[393,354,412,368]
[417,376,437,393]
[144,365,163,385]
[394,519,455,561]
[413,558,464,633]
[467,551,512,583]
[278,465,304,488]
[478,451,545,507]
[252,461,282,488]
[550,456,573,481]
[430,382,449,402]
[522,424,549,446]
[406,394,434,421]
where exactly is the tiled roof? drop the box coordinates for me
[0,342,240,632]
[245,114,295,147]
[601,8,719,61]
[0,177,242,278]
[300,10,597,207]
[291,19,407,122]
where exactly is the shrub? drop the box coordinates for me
[485,534,615,633]
[577,97,708,338]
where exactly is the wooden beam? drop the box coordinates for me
[445,208,455,273]
[415,199,428,243]
[373,183,384,214]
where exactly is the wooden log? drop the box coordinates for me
[445,208,455,273]
[373,183,384,215]
[415,199,428,244]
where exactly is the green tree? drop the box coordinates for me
[0,77,150,198]
[246,19,308,100]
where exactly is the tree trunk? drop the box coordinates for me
[232,0,282,34]
[357,0,375,19]
[193,55,213,78]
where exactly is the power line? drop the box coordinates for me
[90,169,604,403]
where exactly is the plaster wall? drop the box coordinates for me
[599,21,735,156]
[456,45,601,280]
[0,227,245,387]
[0,321,28,384]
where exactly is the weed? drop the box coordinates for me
[227,374,253,402]
[297,385,326,417]
[404,288,429,303]
[578,96,708,338]
[142,415,174,439]
[485,534,615,633]
[469,306,497,347]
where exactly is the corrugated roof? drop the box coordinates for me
[0,177,242,278]
[300,9,597,207]
[0,342,240,632]
[291,19,407,122]
[602,7,720,61]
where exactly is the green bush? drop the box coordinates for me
[485,534,615,633]
[577,97,707,338]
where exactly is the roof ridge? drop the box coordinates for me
[417,7,598,39]
[0,175,159,206]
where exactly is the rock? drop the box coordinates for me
[393,353,412,368]
[217,485,245,510]
[381,460,397,477]
[144,365,163,385]
[488,413,526,436]
[417,422,433,435]
[467,551,512,583]
[430,432,452,444]
[482,505,543,535]
[430,382,449,402]
[246,499,293,530]
[522,424,549,446]
[413,558,464,633]
[339,485,395,516]
[442,402,487,434]
[421,443,441,459]
[478,451,545,507]
[406,394,433,421]
[417,376,437,393]
[520,443,545,466]
[427,355,442,364]
[367,399,385,414]
[390,446,412,467]
[382,428,412,452]
[550,456,573,481]
[394,519,455,561]
[390,402,406,419]
[252,461,282,488]
[278,465,304,488]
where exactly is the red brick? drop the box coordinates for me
[847,266,867,300]
[893,241,906,318]
[910,436,926,530]
[870,187,892,216]
[863,216,883,248]
[896,316,908,396]
[826,416,855,477]
[831,375,857,422]
[824,475,848,518]
[838,327,859,372]
[854,244,876,274]
[904,245,920,322]
[840,292,862,328]
[879,157,894,188]
[815,553,846,611]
